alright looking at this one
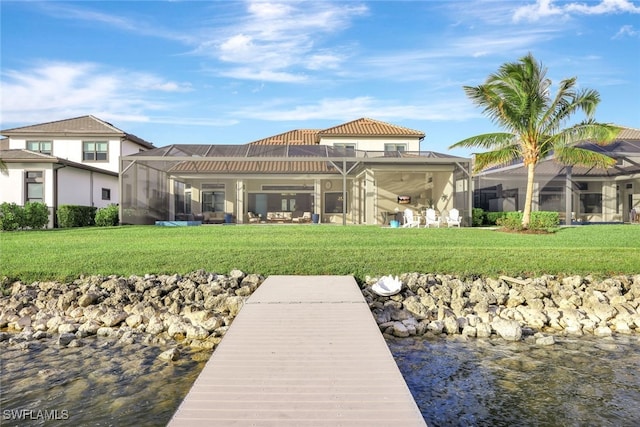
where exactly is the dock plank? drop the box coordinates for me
[168,275,426,426]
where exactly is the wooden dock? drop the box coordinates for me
[168,275,426,426]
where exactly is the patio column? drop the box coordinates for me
[365,169,376,224]
[236,180,244,224]
[565,166,573,225]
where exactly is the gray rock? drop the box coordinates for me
[491,317,522,341]
[57,333,76,347]
[158,347,181,362]
[536,335,556,346]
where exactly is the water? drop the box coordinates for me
[3,334,640,426]
[0,336,208,426]
[388,335,640,427]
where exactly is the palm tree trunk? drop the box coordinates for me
[522,163,536,227]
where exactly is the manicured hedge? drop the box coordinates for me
[497,211,560,231]
[95,204,120,226]
[57,205,97,228]
[0,202,49,231]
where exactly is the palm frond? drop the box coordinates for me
[472,145,520,172]
[449,132,515,150]
[553,122,621,148]
[553,146,616,169]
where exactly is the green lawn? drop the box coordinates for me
[1,224,638,283]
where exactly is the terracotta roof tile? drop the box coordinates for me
[1,115,155,148]
[318,118,425,137]
[170,160,337,174]
[249,129,320,145]
[0,149,118,175]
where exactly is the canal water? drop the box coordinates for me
[2,334,639,426]
[388,334,640,427]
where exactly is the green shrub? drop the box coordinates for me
[496,211,524,231]
[57,205,97,228]
[472,208,485,227]
[0,202,25,231]
[24,202,50,229]
[496,211,560,231]
[529,211,560,229]
[485,211,508,225]
[95,204,120,226]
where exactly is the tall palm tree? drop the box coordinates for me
[450,53,620,227]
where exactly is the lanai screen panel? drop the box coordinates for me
[121,159,170,225]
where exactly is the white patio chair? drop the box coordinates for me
[446,208,462,227]
[402,209,420,228]
[424,208,440,228]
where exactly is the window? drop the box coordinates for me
[324,192,348,214]
[83,141,108,161]
[580,193,602,213]
[334,143,356,155]
[384,144,406,152]
[27,141,52,154]
[102,188,111,201]
[202,191,225,212]
[25,171,44,203]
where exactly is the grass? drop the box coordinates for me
[1,224,639,284]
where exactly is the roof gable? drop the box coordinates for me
[318,118,425,138]
[249,129,320,145]
[1,115,155,149]
[2,115,122,135]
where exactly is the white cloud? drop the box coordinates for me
[0,61,190,124]
[514,0,640,22]
[219,67,308,83]
[37,2,195,44]
[613,24,640,38]
[197,1,368,81]
[233,96,476,122]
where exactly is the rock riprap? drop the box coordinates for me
[0,269,263,354]
[363,273,640,341]
[2,272,639,349]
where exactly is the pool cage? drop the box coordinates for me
[120,144,473,226]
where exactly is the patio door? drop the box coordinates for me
[202,191,225,212]
[254,194,268,218]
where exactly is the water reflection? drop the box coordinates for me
[388,335,640,427]
[3,333,639,426]
[0,336,208,426]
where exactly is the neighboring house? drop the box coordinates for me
[120,118,473,225]
[0,116,155,227]
[473,126,640,223]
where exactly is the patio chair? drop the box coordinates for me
[402,209,420,228]
[446,208,461,227]
[247,212,261,223]
[425,208,440,228]
[292,211,312,223]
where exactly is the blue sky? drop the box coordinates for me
[1,0,639,156]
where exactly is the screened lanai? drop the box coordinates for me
[120,144,472,226]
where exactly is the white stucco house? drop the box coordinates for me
[120,118,473,226]
[0,116,155,227]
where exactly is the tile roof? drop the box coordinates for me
[249,129,320,145]
[481,157,637,179]
[616,126,640,140]
[318,118,425,138]
[170,160,338,174]
[577,126,640,154]
[247,118,425,146]
[1,115,155,148]
[0,149,118,176]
